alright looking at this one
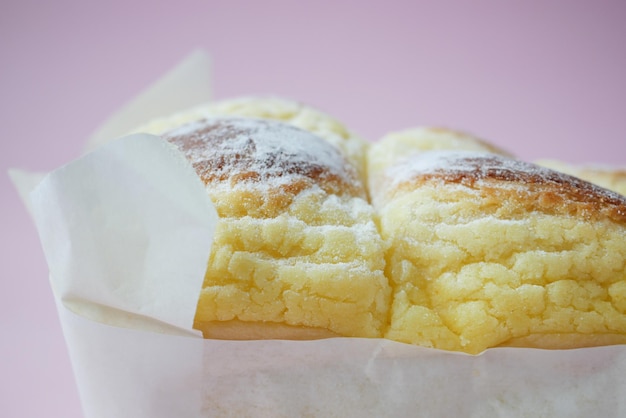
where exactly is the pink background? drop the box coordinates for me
[2,0,625,416]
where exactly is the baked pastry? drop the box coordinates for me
[536,159,626,196]
[163,117,389,339]
[134,96,369,181]
[378,150,626,354]
[138,103,626,352]
[368,127,511,205]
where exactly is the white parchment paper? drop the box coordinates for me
[56,301,626,417]
[32,134,216,333]
[12,50,626,418]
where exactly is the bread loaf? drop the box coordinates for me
[133,101,626,354]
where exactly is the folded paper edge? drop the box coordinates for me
[61,295,203,338]
[8,168,47,218]
[29,134,217,333]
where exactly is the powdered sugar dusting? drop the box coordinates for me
[384,151,626,223]
[389,151,623,196]
[162,117,361,195]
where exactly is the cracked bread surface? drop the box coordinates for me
[163,117,389,339]
[367,127,512,206]
[536,159,626,197]
[135,96,368,181]
[152,108,626,353]
[379,151,626,353]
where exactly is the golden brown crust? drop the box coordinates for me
[161,116,390,339]
[367,126,513,206]
[156,113,626,350]
[388,152,626,225]
[380,150,626,353]
[134,96,370,183]
[163,117,365,217]
[535,159,626,197]
[166,120,334,186]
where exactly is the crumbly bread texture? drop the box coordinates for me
[367,127,512,205]
[536,159,626,197]
[163,117,389,339]
[148,105,626,353]
[379,151,626,354]
[134,96,369,182]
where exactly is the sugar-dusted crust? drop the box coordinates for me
[148,107,626,353]
[380,151,626,354]
[368,127,512,204]
[164,117,365,218]
[134,96,369,182]
[383,151,626,225]
[164,118,390,339]
[536,159,626,197]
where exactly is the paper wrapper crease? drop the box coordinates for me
[11,50,626,417]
